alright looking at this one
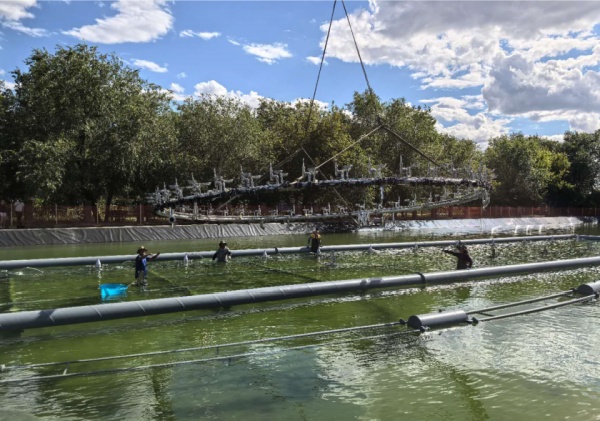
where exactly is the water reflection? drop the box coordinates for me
[2,228,600,420]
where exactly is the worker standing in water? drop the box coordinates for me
[213,240,232,263]
[308,228,322,254]
[133,246,160,287]
[443,243,473,269]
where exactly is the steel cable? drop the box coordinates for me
[2,321,406,372]
[0,325,419,384]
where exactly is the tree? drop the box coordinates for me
[0,81,17,199]
[345,91,482,207]
[485,133,570,206]
[9,44,174,219]
[556,131,600,206]
[175,95,270,183]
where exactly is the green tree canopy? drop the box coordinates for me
[554,131,600,206]
[485,133,570,206]
[9,44,175,216]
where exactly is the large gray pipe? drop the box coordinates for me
[0,234,582,270]
[2,254,600,332]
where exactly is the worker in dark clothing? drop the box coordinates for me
[133,246,160,287]
[308,229,322,254]
[213,240,232,263]
[443,244,473,269]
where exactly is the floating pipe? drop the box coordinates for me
[405,310,468,330]
[404,282,599,330]
[576,281,600,296]
[0,234,583,270]
[3,255,600,332]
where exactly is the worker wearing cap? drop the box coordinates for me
[134,246,160,287]
[213,241,232,263]
[308,228,322,254]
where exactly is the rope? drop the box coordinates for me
[341,0,373,96]
[304,0,337,140]
[381,124,441,167]
[0,330,420,384]
[0,325,419,384]
[313,124,384,172]
[2,321,405,372]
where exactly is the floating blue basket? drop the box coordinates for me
[100,283,128,301]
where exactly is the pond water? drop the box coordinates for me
[1,226,600,421]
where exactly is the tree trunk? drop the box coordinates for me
[104,193,113,223]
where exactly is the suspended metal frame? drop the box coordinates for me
[148,0,493,226]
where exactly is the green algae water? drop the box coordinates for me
[1,227,600,420]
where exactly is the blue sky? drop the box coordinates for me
[2,1,600,148]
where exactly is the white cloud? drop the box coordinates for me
[320,1,600,140]
[63,0,173,44]
[525,110,600,134]
[0,0,36,21]
[228,39,240,46]
[568,112,600,133]
[198,31,220,40]
[512,35,600,63]
[180,30,220,40]
[0,0,48,36]
[241,42,292,64]
[435,115,512,147]
[162,82,187,101]
[306,56,327,66]
[0,71,15,91]
[483,51,600,115]
[0,67,15,90]
[131,59,168,73]
[1,19,47,36]
[424,95,511,144]
[193,81,329,111]
[177,72,187,79]
[194,80,263,108]
[194,80,227,96]
[291,97,329,110]
[542,134,565,143]
[170,82,184,93]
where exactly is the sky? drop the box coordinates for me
[1,0,600,148]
